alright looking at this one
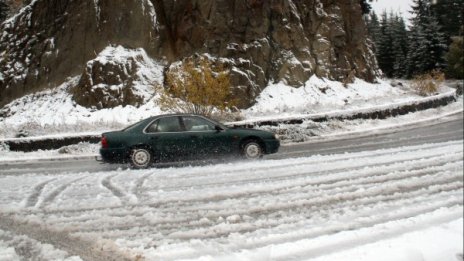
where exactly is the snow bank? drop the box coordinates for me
[0,72,459,140]
[243,76,455,120]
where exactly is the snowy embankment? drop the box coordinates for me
[0,140,462,260]
[0,95,462,162]
[0,75,457,140]
[0,78,461,153]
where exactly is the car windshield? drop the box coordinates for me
[204,117,228,130]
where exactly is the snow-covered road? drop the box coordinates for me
[0,138,462,260]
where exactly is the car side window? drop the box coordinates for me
[147,117,182,133]
[182,116,215,131]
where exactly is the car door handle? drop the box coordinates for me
[150,136,158,140]
[190,135,198,139]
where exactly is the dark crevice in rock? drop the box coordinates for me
[150,0,177,60]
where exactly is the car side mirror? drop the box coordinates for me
[215,125,223,132]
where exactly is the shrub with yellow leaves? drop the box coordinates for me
[158,55,238,118]
[411,70,445,96]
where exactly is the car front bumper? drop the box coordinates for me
[264,139,280,154]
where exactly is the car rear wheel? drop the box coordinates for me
[129,148,153,169]
[242,141,263,159]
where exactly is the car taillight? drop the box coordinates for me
[101,135,108,148]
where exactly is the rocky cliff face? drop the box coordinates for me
[0,0,379,109]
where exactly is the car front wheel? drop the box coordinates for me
[242,141,263,159]
[129,148,153,169]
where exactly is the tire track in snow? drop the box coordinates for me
[149,151,462,193]
[137,154,463,212]
[40,176,87,208]
[144,191,463,261]
[22,150,462,227]
[16,141,458,212]
[1,131,461,260]
[11,159,462,260]
[188,202,464,261]
[101,174,130,204]
[143,141,462,191]
[0,213,139,261]
[49,168,462,236]
[130,172,154,200]
[146,141,458,184]
[41,155,460,229]
[76,185,462,254]
[25,178,56,208]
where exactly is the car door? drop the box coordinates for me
[180,116,232,158]
[144,116,191,161]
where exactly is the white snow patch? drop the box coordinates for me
[244,76,438,119]
[2,140,461,260]
[0,46,166,138]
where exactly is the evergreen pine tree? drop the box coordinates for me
[430,0,464,38]
[377,11,395,77]
[422,15,448,70]
[366,10,410,78]
[406,0,448,77]
[391,15,409,78]
[445,36,464,78]
[366,11,382,59]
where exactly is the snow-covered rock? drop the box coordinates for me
[71,46,164,109]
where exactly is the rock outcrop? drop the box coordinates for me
[0,0,380,109]
[71,46,163,109]
[0,0,161,107]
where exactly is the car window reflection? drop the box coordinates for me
[182,116,215,131]
[147,117,182,133]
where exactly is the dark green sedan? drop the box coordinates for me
[99,114,280,168]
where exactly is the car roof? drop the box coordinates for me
[150,113,207,119]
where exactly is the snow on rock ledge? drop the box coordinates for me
[71,46,164,109]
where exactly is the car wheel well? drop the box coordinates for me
[129,144,152,150]
[240,137,265,153]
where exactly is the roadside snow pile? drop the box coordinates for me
[0,230,82,261]
[0,142,100,162]
[243,76,453,119]
[57,142,100,155]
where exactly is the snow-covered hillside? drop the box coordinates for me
[0,75,456,139]
[0,140,462,260]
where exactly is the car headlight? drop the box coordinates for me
[273,133,280,140]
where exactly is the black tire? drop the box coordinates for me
[241,140,263,159]
[129,147,153,169]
